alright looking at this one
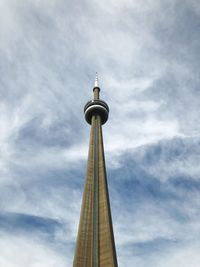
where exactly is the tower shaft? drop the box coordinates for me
[73,84,118,267]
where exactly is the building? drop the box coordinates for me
[72,75,118,267]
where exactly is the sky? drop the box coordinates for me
[0,0,200,266]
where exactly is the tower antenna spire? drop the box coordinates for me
[94,72,99,88]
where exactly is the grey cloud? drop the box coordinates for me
[0,0,199,266]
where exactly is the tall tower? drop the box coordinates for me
[72,75,118,267]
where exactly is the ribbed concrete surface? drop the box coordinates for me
[72,115,118,267]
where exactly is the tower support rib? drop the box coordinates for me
[93,115,99,267]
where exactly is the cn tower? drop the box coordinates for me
[72,74,118,267]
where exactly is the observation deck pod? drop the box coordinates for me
[84,99,109,125]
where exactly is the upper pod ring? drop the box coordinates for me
[84,99,109,125]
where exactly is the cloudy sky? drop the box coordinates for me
[0,0,200,266]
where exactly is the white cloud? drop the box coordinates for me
[158,241,200,267]
[0,0,199,266]
[0,232,68,267]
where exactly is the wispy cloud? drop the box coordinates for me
[0,0,199,266]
